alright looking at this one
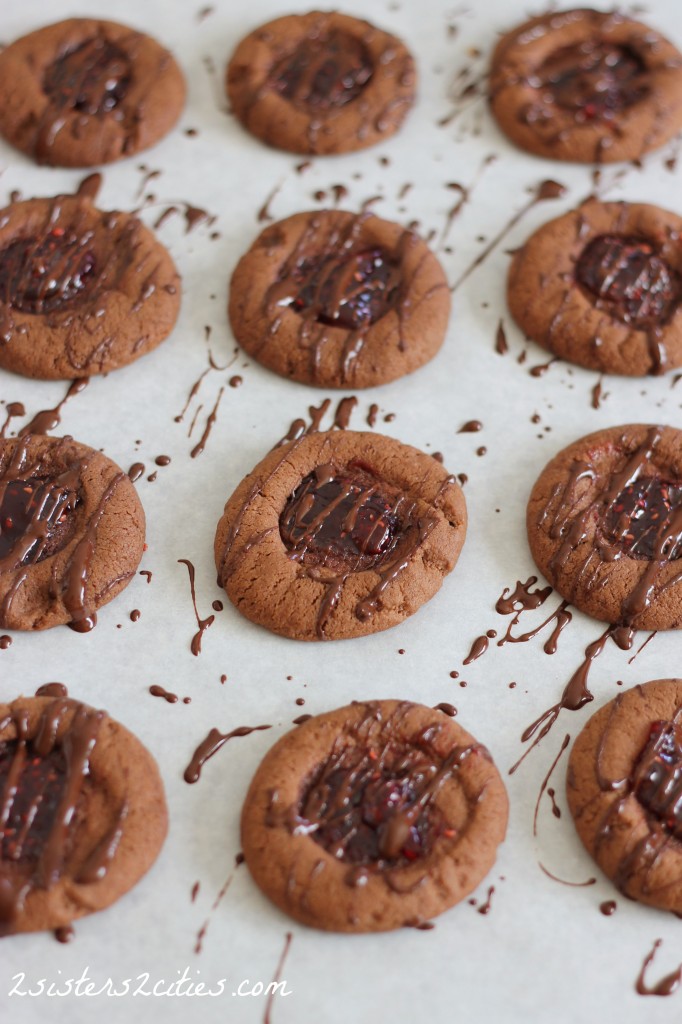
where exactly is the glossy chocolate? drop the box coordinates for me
[576,235,680,327]
[0,475,80,566]
[537,41,647,121]
[0,230,97,315]
[633,720,682,838]
[43,36,131,116]
[280,463,402,573]
[269,29,373,111]
[286,248,400,329]
[299,740,446,866]
[601,476,682,560]
[0,742,68,861]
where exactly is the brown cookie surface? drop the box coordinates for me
[226,11,416,155]
[508,200,682,377]
[489,9,682,164]
[527,424,682,631]
[0,183,180,380]
[567,679,682,912]
[0,18,185,167]
[0,434,145,632]
[215,430,466,641]
[229,210,450,389]
[0,689,167,935]
[241,699,508,932]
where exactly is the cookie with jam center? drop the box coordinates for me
[508,200,682,377]
[567,679,682,912]
[0,434,145,632]
[0,182,180,380]
[527,424,682,631]
[0,18,185,167]
[0,688,167,935]
[241,699,508,931]
[489,9,682,164]
[226,11,416,155]
[214,430,466,641]
[228,210,450,389]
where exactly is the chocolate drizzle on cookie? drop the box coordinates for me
[275,703,481,874]
[575,235,680,330]
[632,718,682,838]
[535,426,682,626]
[0,696,108,934]
[534,40,648,122]
[0,230,97,315]
[268,28,373,111]
[43,36,131,118]
[0,436,132,632]
[278,460,439,637]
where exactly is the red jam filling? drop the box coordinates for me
[576,235,680,327]
[601,476,682,561]
[0,742,67,862]
[0,477,80,564]
[286,248,400,330]
[537,41,648,121]
[279,464,402,572]
[269,29,373,110]
[0,230,97,315]
[632,720,682,838]
[43,37,131,116]
[298,741,445,866]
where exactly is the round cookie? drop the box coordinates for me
[0,688,167,935]
[567,679,682,912]
[527,424,682,631]
[0,183,180,380]
[508,200,682,376]
[241,700,509,932]
[226,11,416,155]
[0,18,185,167]
[489,9,682,164]
[215,430,466,641]
[228,210,450,389]
[0,434,145,632]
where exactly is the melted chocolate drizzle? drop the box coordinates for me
[576,235,680,328]
[0,696,124,934]
[184,724,271,784]
[536,41,648,121]
[636,940,682,996]
[0,232,96,315]
[43,36,131,117]
[269,29,373,111]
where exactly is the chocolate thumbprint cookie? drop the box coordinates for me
[0,18,185,166]
[489,9,682,163]
[215,431,466,641]
[226,11,415,155]
[0,689,167,935]
[241,700,508,931]
[229,210,450,389]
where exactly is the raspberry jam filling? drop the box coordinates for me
[287,248,400,329]
[0,742,67,862]
[298,740,445,866]
[269,28,373,110]
[632,720,682,838]
[601,476,682,560]
[536,41,648,120]
[0,229,97,315]
[0,477,80,565]
[575,235,680,327]
[279,464,402,572]
[43,37,131,116]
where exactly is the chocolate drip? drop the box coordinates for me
[0,697,118,934]
[0,402,25,439]
[184,724,271,784]
[20,379,89,437]
[636,940,682,996]
[177,559,214,655]
[533,733,570,835]
[632,720,682,838]
[0,232,96,315]
[536,41,647,120]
